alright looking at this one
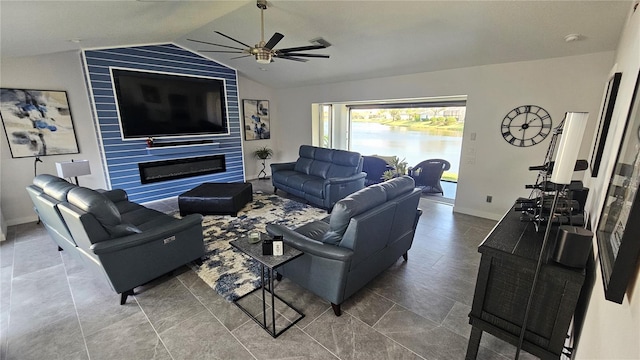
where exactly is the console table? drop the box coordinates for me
[466,204,585,359]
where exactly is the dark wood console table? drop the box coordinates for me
[466,204,585,360]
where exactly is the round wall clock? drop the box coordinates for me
[501,105,552,147]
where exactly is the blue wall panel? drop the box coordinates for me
[83,44,245,204]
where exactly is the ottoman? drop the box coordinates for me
[178,182,253,217]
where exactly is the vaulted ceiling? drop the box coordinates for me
[0,1,632,88]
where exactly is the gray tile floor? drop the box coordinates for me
[0,180,536,360]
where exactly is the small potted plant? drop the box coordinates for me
[382,156,408,181]
[253,146,273,160]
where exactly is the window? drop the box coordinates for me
[348,100,466,183]
[320,104,332,148]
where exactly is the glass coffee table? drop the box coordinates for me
[230,233,305,338]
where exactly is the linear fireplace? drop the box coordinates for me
[138,155,226,184]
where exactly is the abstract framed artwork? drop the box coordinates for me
[591,72,622,177]
[243,99,270,140]
[0,88,79,158]
[596,70,640,304]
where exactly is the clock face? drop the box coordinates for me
[501,105,552,147]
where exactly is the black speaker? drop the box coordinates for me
[552,226,593,268]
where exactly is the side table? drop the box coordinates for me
[230,233,305,338]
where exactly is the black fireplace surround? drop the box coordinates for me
[138,155,226,184]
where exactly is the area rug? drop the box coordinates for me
[190,192,328,301]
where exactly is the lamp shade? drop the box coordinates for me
[550,112,589,185]
[56,160,91,179]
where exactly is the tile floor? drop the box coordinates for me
[0,179,536,360]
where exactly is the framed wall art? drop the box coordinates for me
[591,72,622,177]
[243,99,270,140]
[596,70,640,304]
[1,88,79,158]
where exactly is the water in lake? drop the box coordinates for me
[350,122,462,176]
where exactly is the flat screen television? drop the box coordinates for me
[110,68,229,140]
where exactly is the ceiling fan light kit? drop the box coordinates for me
[188,0,330,64]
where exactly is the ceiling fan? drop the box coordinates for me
[188,0,330,64]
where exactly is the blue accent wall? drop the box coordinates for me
[82,44,244,203]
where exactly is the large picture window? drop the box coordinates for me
[348,100,466,183]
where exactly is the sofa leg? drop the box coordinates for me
[58,246,63,251]
[273,187,277,194]
[331,303,342,316]
[275,272,283,281]
[403,252,408,261]
[120,289,134,305]
[193,257,204,266]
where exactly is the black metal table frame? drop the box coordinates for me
[231,237,304,338]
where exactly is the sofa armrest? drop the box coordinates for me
[266,223,353,262]
[325,172,367,185]
[270,162,296,172]
[91,214,203,254]
[323,172,366,209]
[100,189,128,203]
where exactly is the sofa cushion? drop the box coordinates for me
[331,149,361,168]
[294,220,330,241]
[376,176,415,200]
[107,223,143,238]
[308,160,331,178]
[321,185,387,245]
[272,170,299,184]
[43,180,77,202]
[66,187,141,239]
[121,207,164,227]
[301,178,325,198]
[33,174,67,189]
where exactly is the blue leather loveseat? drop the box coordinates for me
[270,145,366,210]
[267,176,422,315]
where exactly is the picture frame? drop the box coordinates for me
[1,88,79,158]
[243,99,270,140]
[596,70,640,304]
[591,72,622,177]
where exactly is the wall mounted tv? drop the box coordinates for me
[110,68,229,140]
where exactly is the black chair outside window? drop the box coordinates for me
[409,159,451,195]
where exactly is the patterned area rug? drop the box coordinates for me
[191,192,328,301]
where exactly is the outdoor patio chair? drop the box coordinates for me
[409,159,451,195]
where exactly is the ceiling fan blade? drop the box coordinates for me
[280,53,330,58]
[187,39,246,51]
[277,45,326,53]
[214,31,252,48]
[198,50,245,54]
[277,55,309,62]
[264,32,284,50]
[230,55,252,60]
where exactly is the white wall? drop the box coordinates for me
[273,52,614,219]
[576,3,640,359]
[0,51,106,226]
[238,76,277,179]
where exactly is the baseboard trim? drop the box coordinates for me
[452,206,502,221]
[7,215,39,227]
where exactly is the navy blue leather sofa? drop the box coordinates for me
[270,145,366,210]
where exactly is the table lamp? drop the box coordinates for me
[56,160,91,185]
